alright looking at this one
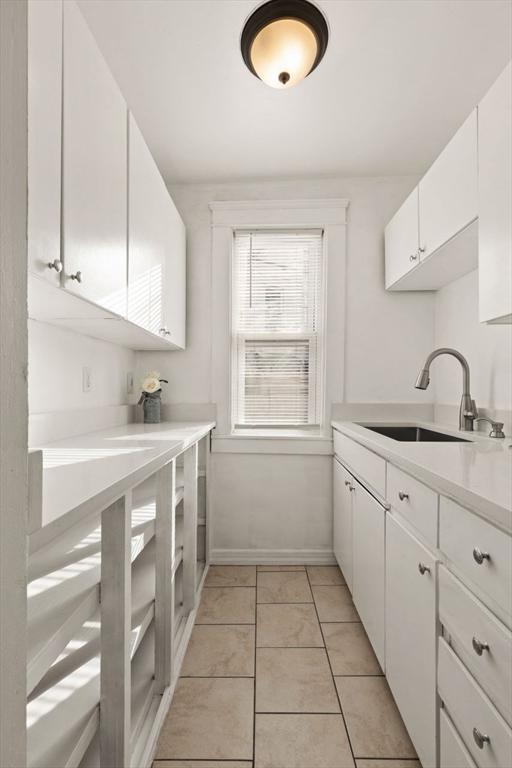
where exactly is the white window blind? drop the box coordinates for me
[232,229,324,427]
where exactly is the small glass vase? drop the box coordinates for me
[143,392,161,424]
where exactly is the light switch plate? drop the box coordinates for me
[82,366,92,393]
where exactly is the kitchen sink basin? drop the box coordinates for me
[360,425,472,443]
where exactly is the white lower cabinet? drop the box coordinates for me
[438,638,512,768]
[440,709,477,768]
[352,481,385,669]
[386,513,438,768]
[333,458,353,592]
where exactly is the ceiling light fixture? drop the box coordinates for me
[241,0,328,90]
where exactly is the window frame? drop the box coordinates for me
[230,227,326,431]
[209,198,349,443]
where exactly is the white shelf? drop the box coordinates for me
[27,597,155,768]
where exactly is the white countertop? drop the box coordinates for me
[31,421,215,547]
[332,420,512,533]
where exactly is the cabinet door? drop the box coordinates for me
[28,0,62,285]
[128,113,165,334]
[384,187,419,288]
[333,459,353,591]
[419,109,478,259]
[386,513,438,768]
[352,482,385,668]
[162,194,186,349]
[62,0,127,315]
[478,62,512,324]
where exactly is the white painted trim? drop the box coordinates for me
[212,436,333,455]
[210,548,336,565]
[0,1,28,763]
[209,198,349,226]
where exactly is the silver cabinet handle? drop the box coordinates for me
[409,253,418,262]
[473,728,491,749]
[70,270,82,283]
[472,637,490,656]
[398,491,409,501]
[418,562,430,575]
[344,480,355,492]
[159,327,171,336]
[473,547,490,565]
[48,259,63,272]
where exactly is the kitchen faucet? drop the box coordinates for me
[415,348,477,431]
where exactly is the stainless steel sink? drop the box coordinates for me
[360,425,472,443]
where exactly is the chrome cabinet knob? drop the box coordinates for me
[473,728,491,749]
[344,481,355,492]
[159,327,171,336]
[47,259,63,273]
[70,270,82,283]
[398,491,409,501]
[472,637,490,656]
[418,562,430,575]
[473,547,490,565]
[409,253,418,262]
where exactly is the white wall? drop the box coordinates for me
[29,320,135,413]
[136,175,435,407]
[433,269,512,424]
[135,176,436,560]
[28,320,135,444]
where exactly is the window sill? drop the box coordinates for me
[211,429,333,455]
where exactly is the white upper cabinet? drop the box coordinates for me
[62,0,127,315]
[385,109,479,291]
[384,188,419,289]
[478,62,512,324]
[162,192,186,349]
[28,0,62,285]
[419,109,478,258]
[128,114,166,334]
[128,113,186,348]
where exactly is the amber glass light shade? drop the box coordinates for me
[241,0,328,89]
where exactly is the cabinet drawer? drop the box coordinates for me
[332,430,385,498]
[440,709,477,768]
[440,566,512,726]
[387,463,438,546]
[440,497,512,621]
[438,638,512,768]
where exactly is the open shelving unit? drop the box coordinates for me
[25,428,212,768]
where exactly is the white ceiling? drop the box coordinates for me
[79,0,512,184]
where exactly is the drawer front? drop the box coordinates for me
[387,463,438,546]
[332,430,385,498]
[440,497,512,621]
[440,566,512,726]
[438,638,512,768]
[440,709,477,768]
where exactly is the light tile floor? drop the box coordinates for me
[154,564,422,768]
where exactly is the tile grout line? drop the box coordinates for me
[305,566,359,768]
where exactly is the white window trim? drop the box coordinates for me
[209,199,349,446]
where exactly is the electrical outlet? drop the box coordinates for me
[127,371,134,395]
[82,366,92,393]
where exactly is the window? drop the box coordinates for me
[232,229,324,428]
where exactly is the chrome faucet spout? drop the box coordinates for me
[414,347,477,431]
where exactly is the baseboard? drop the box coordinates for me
[210,548,336,565]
